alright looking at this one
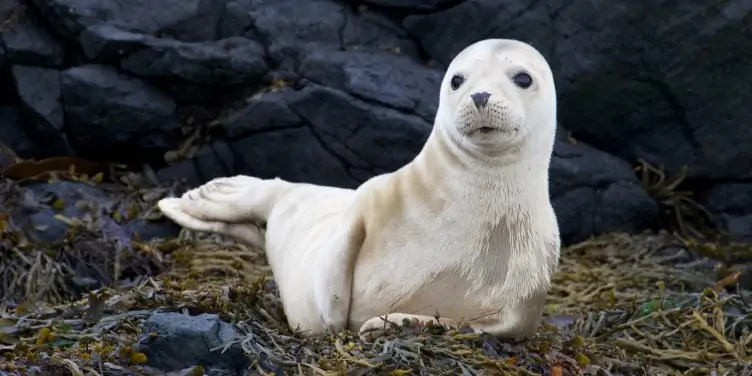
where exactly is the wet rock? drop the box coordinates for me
[217,0,256,39]
[249,0,420,71]
[341,4,421,58]
[248,0,347,70]
[298,48,442,121]
[161,84,432,189]
[0,0,745,245]
[11,66,63,131]
[77,24,268,85]
[157,141,238,188]
[0,39,6,70]
[219,88,303,139]
[285,84,431,185]
[403,0,752,180]
[30,0,227,41]
[362,0,457,11]
[701,183,752,243]
[0,105,37,158]
[120,36,268,85]
[13,181,179,244]
[76,24,152,64]
[10,65,73,157]
[550,130,660,244]
[137,312,249,374]
[13,181,113,243]
[0,14,64,67]
[0,0,18,23]
[60,64,181,159]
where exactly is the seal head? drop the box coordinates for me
[436,39,557,156]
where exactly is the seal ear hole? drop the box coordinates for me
[512,72,533,89]
[450,74,465,90]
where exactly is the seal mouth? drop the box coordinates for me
[478,126,497,134]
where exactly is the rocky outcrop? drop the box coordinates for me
[1,0,750,247]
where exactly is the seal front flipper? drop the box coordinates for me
[157,175,295,249]
[313,208,366,331]
[174,175,293,223]
[157,197,266,249]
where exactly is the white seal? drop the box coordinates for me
[158,38,561,341]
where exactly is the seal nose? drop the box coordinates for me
[470,92,491,109]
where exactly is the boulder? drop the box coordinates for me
[10,65,72,157]
[60,64,182,160]
[0,13,64,67]
[401,0,752,180]
[0,0,744,245]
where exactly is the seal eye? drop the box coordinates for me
[512,72,533,89]
[450,74,464,90]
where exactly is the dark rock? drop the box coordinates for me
[12,181,179,244]
[119,36,268,85]
[125,218,181,243]
[30,0,227,41]
[701,183,752,242]
[362,0,458,11]
[78,24,268,85]
[285,84,431,185]
[77,24,268,103]
[10,65,73,156]
[230,124,362,187]
[0,33,7,70]
[136,312,249,374]
[550,130,660,244]
[219,88,303,139]
[248,0,347,70]
[162,84,432,189]
[1,0,744,245]
[249,0,420,71]
[60,64,181,159]
[11,66,63,131]
[0,14,64,67]
[298,48,442,122]
[402,0,752,180]
[342,4,421,58]
[217,0,256,39]
[20,181,114,243]
[0,0,18,23]
[76,24,150,64]
[157,141,238,188]
[0,105,37,158]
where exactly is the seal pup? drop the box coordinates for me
[157,38,561,341]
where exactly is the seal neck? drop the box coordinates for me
[414,122,554,184]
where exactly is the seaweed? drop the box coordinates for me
[1,173,750,376]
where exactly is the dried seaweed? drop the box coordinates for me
[1,176,751,376]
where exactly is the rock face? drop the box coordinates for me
[1,0,750,247]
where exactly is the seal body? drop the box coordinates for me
[158,38,561,340]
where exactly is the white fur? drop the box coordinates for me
[158,38,561,341]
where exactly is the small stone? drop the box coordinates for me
[137,312,249,373]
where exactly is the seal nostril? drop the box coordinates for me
[470,92,491,109]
